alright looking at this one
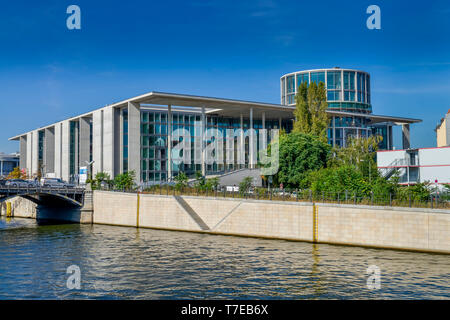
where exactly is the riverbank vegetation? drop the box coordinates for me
[264,80,441,204]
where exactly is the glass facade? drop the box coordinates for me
[281,69,371,113]
[140,109,291,184]
[38,130,44,169]
[69,121,79,180]
[281,68,392,149]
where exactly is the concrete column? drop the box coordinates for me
[249,108,254,169]
[201,106,206,176]
[61,121,70,182]
[168,105,172,181]
[262,112,265,130]
[402,124,410,150]
[44,127,55,175]
[26,133,32,177]
[79,117,91,171]
[127,102,141,184]
[103,107,115,177]
[114,109,121,176]
[279,118,282,130]
[54,123,62,178]
[19,136,27,170]
[240,113,244,169]
[31,130,39,177]
[92,110,103,175]
[119,110,124,174]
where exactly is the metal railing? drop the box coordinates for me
[97,185,450,210]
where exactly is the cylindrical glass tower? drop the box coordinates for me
[281,68,371,112]
[281,68,377,147]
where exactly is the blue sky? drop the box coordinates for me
[0,0,449,152]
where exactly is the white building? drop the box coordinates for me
[377,147,450,187]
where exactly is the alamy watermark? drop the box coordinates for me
[66,5,81,30]
[66,264,81,289]
[366,5,381,30]
[170,124,280,176]
[366,265,381,290]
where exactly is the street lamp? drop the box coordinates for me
[85,160,95,189]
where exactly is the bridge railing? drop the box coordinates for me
[0,186,85,194]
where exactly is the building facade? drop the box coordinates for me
[280,68,412,149]
[10,69,421,185]
[0,153,20,178]
[377,147,450,187]
[435,109,450,147]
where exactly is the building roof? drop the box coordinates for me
[9,91,422,140]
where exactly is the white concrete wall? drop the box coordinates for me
[377,150,407,167]
[54,123,62,178]
[26,132,32,177]
[420,166,450,184]
[61,121,70,182]
[79,117,91,170]
[19,136,27,170]
[102,107,115,177]
[128,102,141,182]
[31,130,39,177]
[92,110,103,175]
[44,127,55,174]
[419,147,450,166]
[93,191,450,254]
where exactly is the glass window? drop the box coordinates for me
[327,71,341,90]
[343,71,355,90]
[296,73,309,86]
[310,72,325,84]
[287,76,295,93]
[327,91,341,101]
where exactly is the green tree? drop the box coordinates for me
[114,171,136,190]
[94,172,112,189]
[330,135,382,182]
[206,177,220,191]
[275,132,331,188]
[293,81,328,143]
[194,171,206,191]
[174,172,188,191]
[239,176,253,195]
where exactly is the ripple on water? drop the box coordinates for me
[0,216,449,299]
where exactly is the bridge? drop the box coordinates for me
[0,186,85,207]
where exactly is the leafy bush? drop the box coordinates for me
[114,171,136,190]
[174,172,188,191]
[274,132,331,188]
[239,177,253,195]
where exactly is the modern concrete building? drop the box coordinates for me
[435,109,450,147]
[0,152,20,178]
[281,68,420,149]
[9,68,421,185]
[377,146,450,187]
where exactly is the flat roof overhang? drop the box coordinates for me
[8,91,422,140]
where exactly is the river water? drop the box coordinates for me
[0,216,449,299]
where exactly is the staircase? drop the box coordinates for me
[380,158,409,179]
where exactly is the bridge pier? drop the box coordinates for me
[79,189,93,224]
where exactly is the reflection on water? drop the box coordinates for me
[0,216,449,299]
